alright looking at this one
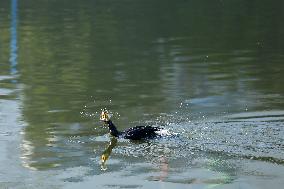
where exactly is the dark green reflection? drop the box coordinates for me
[13,0,284,170]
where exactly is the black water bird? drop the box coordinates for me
[100,110,161,140]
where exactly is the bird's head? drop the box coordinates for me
[100,110,111,122]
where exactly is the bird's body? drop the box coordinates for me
[105,120,161,140]
[101,111,161,140]
[122,125,160,140]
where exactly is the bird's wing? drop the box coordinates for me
[123,126,160,140]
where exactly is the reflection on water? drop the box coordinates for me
[0,0,284,188]
[101,137,118,171]
[10,0,18,76]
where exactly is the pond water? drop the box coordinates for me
[0,0,284,188]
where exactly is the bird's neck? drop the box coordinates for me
[106,120,120,137]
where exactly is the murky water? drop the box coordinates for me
[0,0,284,188]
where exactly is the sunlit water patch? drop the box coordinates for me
[80,110,284,180]
[16,107,284,187]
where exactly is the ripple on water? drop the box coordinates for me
[107,111,284,167]
[18,110,284,177]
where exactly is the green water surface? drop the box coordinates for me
[0,0,284,188]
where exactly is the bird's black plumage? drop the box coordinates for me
[122,125,161,140]
[104,120,161,140]
[100,110,162,140]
